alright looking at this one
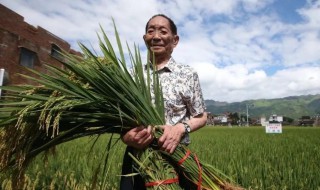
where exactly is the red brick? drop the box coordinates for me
[0,4,81,85]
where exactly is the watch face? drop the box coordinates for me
[184,123,191,133]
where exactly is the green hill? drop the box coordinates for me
[206,94,320,119]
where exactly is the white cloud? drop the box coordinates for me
[195,62,320,102]
[194,62,268,102]
[240,0,276,13]
[1,0,319,102]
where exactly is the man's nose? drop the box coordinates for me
[152,30,161,39]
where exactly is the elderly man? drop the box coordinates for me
[120,14,207,190]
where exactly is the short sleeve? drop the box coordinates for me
[185,70,206,117]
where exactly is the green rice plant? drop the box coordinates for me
[2,127,319,189]
[0,20,239,189]
[191,127,320,190]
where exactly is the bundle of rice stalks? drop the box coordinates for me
[0,21,242,189]
[129,148,181,189]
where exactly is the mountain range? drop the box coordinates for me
[205,94,320,119]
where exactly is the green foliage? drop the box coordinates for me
[206,94,320,119]
[0,21,167,187]
[1,134,125,190]
[2,127,320,190]
[0,21,233,189]
[190,127,320,190]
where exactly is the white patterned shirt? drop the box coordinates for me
[145,58,206,143]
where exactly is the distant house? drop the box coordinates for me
[260,117,267,126]
[211,114,231,126]
[261,114,283,126]
[269,114,283,123]
[0,4,81,87]
[206,112,215,125]
[215,115,228,124]
[314,115,320,127]
[298,116,315,126]
[206,113,229,126]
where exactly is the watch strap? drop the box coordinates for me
[182,122,191,133]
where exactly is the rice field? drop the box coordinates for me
[1,126,320,190]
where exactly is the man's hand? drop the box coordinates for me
[158,124,185,154]
[121,125,154,149]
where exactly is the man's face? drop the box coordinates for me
[143,16,179,58]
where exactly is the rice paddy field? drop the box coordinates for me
[1,126,320,190]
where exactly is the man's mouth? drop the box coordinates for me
[151,45,163,49]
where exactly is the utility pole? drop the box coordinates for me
[314,114,320,127]
[246,103,254,127]
[0,69,5,97]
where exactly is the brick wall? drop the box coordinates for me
[0,4,81,85]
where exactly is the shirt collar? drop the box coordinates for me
[145,57,177,72]
[164,57,177,72]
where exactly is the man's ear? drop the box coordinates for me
[143,34,150,47]
[173,35,179,47]
[143,34,147,43]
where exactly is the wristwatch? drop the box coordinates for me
[182,122,191,134]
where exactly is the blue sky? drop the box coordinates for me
[1,0,320,102]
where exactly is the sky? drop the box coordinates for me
[1,0,320,102]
